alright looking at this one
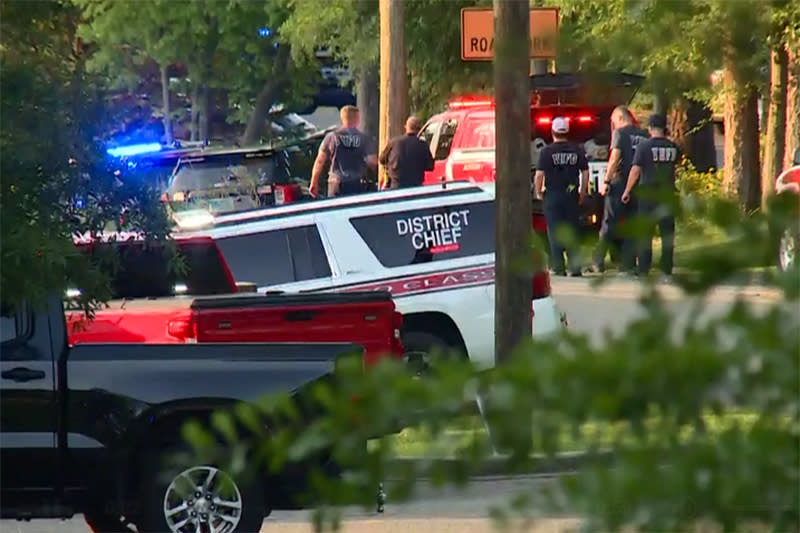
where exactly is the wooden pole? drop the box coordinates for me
[379,0,408,185]
[493,0,533,365]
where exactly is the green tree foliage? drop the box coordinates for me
[185,190,799,532]
[0,0,171,312]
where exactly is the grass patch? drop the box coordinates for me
[370,412,761,457]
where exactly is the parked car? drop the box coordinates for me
[775,147,800,272]
[67,233,403,366]
[176,181,566,372]
[0,293,362,532]
[417,72,644,234]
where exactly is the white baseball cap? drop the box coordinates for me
[551,117,569,134]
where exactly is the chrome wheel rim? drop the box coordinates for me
[779,230,796,271]
[163,466,242,533]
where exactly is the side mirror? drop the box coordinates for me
[235,281,258,293]
[793,148,800,166]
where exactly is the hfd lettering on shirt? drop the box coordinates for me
[651,146,678,163]
[335,134,363,148]
[551,152,578,166]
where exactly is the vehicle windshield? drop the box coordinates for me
[80,240,232,299]
[168,154,285,193]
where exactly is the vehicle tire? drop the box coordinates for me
[137,450,266,533]
[777,224,798,272]
[402,330,457,377]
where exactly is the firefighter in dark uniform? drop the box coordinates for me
[592,105,649,274]
[309,105,378,198]
[622,113,681,281]
[534,117,589,276]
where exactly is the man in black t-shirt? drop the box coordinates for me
[310,105,378,198]
[379,116,434,189]
[622,113,681,279]
[534,117,589,276]
[592,105,649,274]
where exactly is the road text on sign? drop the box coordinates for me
[460,7,559,61]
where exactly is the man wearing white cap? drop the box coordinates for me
[533,117,589,276]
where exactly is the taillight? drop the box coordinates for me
[576,115,593,123]
[537,116,552,126]
[167,311,197,343]
[532,270,551,299]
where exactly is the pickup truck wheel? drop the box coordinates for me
[402,331,453,377]
[139,457,265,533]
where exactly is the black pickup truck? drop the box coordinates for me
[0,294,362,532]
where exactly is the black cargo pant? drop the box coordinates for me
[327,177,364,198]
[544,192,582,274]
[637,200,676,275]
[593,185,636,272]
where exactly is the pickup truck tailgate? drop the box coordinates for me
[190,292,402,366]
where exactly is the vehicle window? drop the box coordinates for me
[215,225,331,287]
[287,226,332,281]
[169,154,288,193]
[349,201,495,268]
[434,119,459,161]
[461,121,496,149]
[1,315,17,344]
[80,241,233,299]
[419,121,441,150]
[0,302,33,351]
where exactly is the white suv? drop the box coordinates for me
[177,182,565,369]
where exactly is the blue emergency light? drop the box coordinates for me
[106,143,163,158]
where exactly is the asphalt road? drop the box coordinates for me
[1,476,581,533]
[2,277,786,532]
[550,275,785,346]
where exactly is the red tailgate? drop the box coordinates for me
[67,299,194,344]
[190,292,402,366]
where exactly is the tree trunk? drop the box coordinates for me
[379,0,408,181]
[240,82,280,146]
[722,63,762,211]
[762,46,788,207]
[494,0,533,365]
[653,90,667,115]
[667,99,716,172]
[190,84,200,142]
[356,61,379,143]
[160,64,173,145]
[198,85,210,144]
[784,42,800,170]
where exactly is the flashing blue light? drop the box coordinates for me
[258,27,271,37]
[106,143,163,158]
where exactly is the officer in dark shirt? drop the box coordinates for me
[310,105,378,198]
[622,113,681,280]
[591,105,650,274]
[378,116,434,189]
[534,117,589,276]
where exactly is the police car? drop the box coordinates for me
[174,182,565,369]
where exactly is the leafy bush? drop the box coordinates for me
[185,193,799,532]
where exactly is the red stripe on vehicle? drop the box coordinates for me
[338,265,495,297]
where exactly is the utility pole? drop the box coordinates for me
[493,0,533,364]
[379,0,408,184]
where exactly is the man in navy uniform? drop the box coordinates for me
[309,105,378,198]
[622,113,681,281]
[592,105,649,274]
[534,117,589,277]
